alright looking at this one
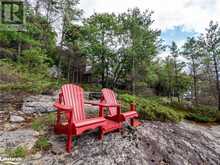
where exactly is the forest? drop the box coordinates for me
[0,0,220,123]
[1,1,220,164]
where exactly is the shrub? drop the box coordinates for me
[0,59,62,94]
[6,147,27,158]
[31,113,56,131]
[119,93,220,123]
[82,83,102,92]
[119,94,184,123]
[119,94,136,103]
[32,119,44,131]
[19,48,50,70]
[47,113,56,125]
[34,137,51,152]
[215,111,220,123]
[187,114,211,122]
[137,100,184,123]
[168,101,219,123]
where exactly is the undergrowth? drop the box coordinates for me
[31,113,56,131]
[33,137,51,152]
[119,93,219,123]
[119,94,185,123]
[5,147,28,158]
[0,59,63,94]
[169,102,219,122]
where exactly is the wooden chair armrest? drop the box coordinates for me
[53,102,73,112]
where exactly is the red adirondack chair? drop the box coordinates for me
[53,84,106,152]
[100,88,141,127]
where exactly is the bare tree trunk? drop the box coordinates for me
[112,64,121,88]
[101,31,106,88]
[193,73,198,104]
[167,57,173,102]
[79,67,82,84]
[206,61,215,101]
[72,70,75,83]
[174,57,180,102]
[213,56,220,110]
[101,54,105,88]
[57,16,66,80]
[33,0,41,15]
[113,67,123,88]
[17,39,21,57]
[46,1,51,22]
[169,84,172,102]
[76,66,79,84]
[112,57,127,88]
[106,64,109,87]
[192,59,198,104]
[67,55,71,82]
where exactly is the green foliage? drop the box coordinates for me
[187,114,211,122]
[47,113,56,125]
[119,94,136,103]
[198,21,220,110]
[0,5,60,94]
[120,93,220,123]
[34,137,51,152]
[31,113,56,131]
[119,94,184,123]
[1,1,218,112]
[169,101,219,122]
[137,98,184,122]
[0,59,62,94]
[139,105,184,122]
[167,42,189,99]
[216,112,220,122]
[80,13,118,87]
[186,105,218,122]
[6,147,27,158]
[19,48,50,70]
[0,12,56,54]
[25,14,56,53]
[80,9,161,87]
[155,58,191,97]
[82,83,102,92]
[0,24,40,48]
[182,37,202,61]
[32,119,44,131]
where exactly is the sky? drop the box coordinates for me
[78,0,220,48]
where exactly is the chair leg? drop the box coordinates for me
[98,127,103,140]
[116,128,120,132]
[130,118,134,127]
[54,125,59,134]
[66,135,72,153]
[54,112,61,134]
[56,111,61,124]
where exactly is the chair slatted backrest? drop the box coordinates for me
[101,88,118,116]
[61,84,86,121]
